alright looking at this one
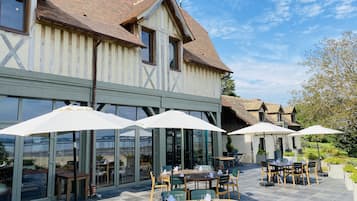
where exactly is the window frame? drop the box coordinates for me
[169,36,180,71]
[0,0,30,34]
[141,27,155,65]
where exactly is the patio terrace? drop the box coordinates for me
[94,164,352,201]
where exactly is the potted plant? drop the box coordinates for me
[351,172,357,201]
[226,136,234,155]
[256,149,267,164]
[344,164,356,191]
[325,157,345,179]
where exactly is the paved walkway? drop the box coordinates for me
[96,164,353,201]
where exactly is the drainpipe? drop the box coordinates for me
[90,38,101,197]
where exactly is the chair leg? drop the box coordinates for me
[150,188,154,201]
[292,175,295,187]
[315,171,319,184]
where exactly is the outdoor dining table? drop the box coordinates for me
[269,161,307,184]
[160,169,224,189]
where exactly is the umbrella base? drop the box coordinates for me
[259,181,275,187]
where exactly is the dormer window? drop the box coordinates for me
[259,111,264,122]
[0,0,28,32]
[291,113,296,123]
[277,113,282,122]
[141,27,155,64]
[169,37,179,71]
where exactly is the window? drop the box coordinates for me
[291,113,296,123]
[259,138,265,151]
[141,28,155,64]
[169,37,179,71]
[277,113,282,122]
[292,137,296,149]
[0,0,28,32]
[259,112,265,122]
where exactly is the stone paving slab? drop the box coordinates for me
[96,164,353,201]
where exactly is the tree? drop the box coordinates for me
[291,32,357,156]
[222,73,237,96]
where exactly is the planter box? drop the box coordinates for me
[354,183,357,201]
[328,164,344,179]
[345,172,354,191]
[256,154,266,164]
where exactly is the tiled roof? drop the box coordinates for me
[37,0,145,47]
[265,103,283,114]
[283,106,295,114]
[36,0,231,72]
[221,96,258,125]
[234,98,265,111]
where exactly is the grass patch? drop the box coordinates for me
[324,157,346,164]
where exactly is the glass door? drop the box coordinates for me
[166,129,182,168]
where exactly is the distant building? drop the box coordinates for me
[221,95,301,163]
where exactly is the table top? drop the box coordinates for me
[214,156,235,161]
[269,161,306,167]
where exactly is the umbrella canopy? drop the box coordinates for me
[228,122,295,135]
[0,105,135,135]
[136,110,226,132]
[289,125,343,136]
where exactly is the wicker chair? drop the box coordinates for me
[212,175,230,199]
[150,171,170,201]
[228,168,240,199]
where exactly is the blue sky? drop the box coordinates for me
[180,0,357,105]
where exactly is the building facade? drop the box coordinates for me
[0,0,230,200]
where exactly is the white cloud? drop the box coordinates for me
[296,3,324,19]
[200,18,255,40]
[256,0,292,31]
[335,0,357,19]
[227,57,309,104]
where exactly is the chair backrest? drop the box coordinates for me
[218,175,230,185]
[293,162,303,171]
[190,189,216,200]
[231,167,239,177]
[161,191,186,201]
[261,161,268,168]
[308,161,316,168]
[171,175,184,186]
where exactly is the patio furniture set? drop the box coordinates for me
[150,165,240,201]
[261,159,319,186]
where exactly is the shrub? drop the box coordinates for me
[257,149,266,155]
[284,151,295,157]
[344,164,357,173]
[350,172,357,183]
[324,157,345,165]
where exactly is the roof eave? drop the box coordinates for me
[37,15,145,48]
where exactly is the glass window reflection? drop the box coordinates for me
[55,132,80,171]
[22,99,52,120]
[0,0,26,31]
[96,130,115,187]
[119,129,135,184]
[21,135,49,201]
[0,135,15,201]
[0,96,18,121]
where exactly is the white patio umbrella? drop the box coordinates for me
[228,122,295,162]
[136,110,225,186]
[0,105,134,201]
[289,125,344,172]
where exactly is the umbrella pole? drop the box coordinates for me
[250,136,254,163]
[73,131,78,201]
[317,141,322,172]
[264,133,267,161]
[171,130,175,190]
